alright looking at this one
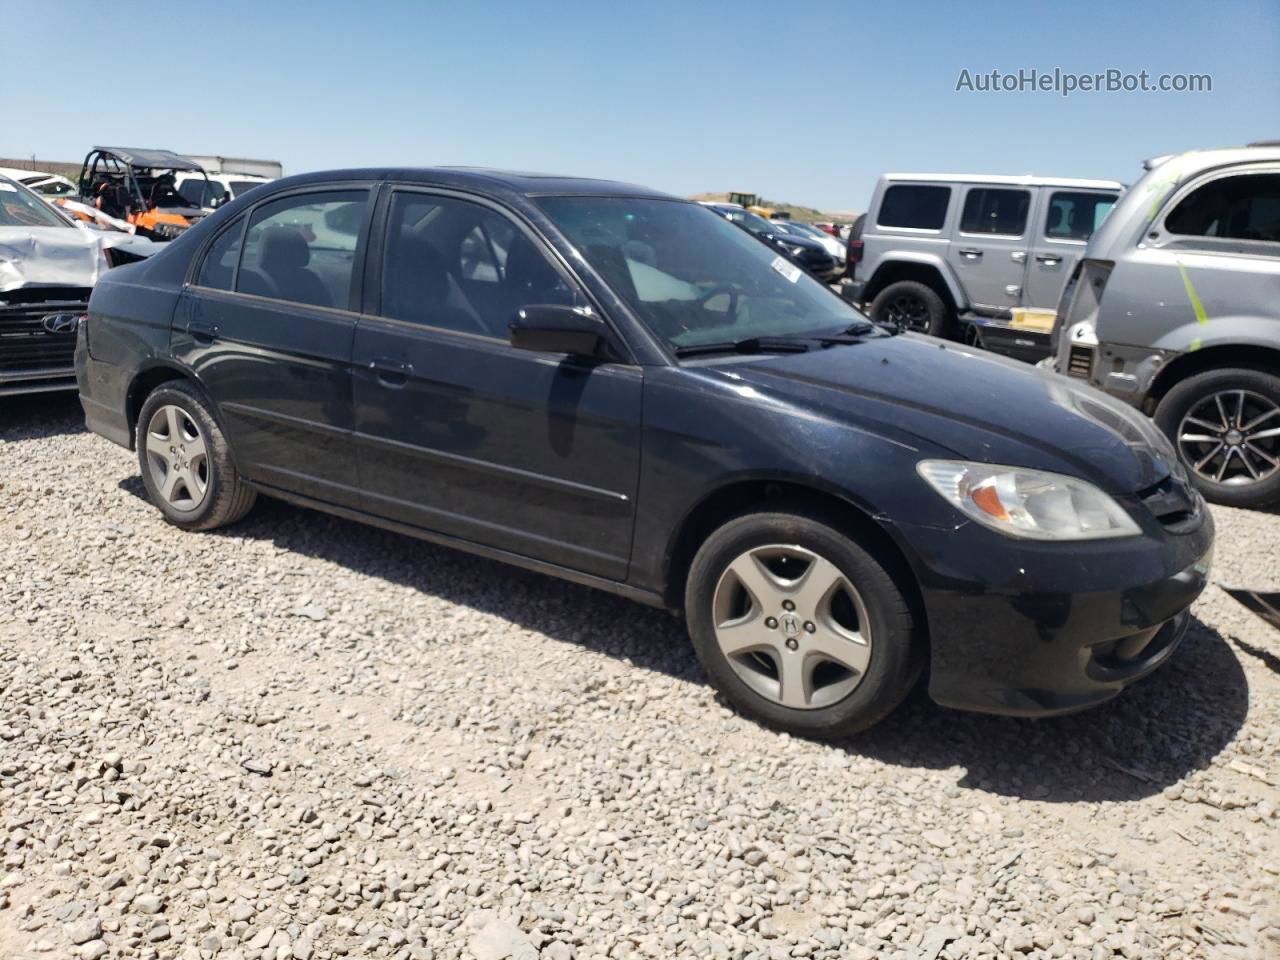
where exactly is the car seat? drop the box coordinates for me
[254,227,332,308]
[384,234,484,334]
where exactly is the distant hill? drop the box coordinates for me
[0,157,81,179]
[691,192,861,225]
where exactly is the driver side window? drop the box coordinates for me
[380,192,577,339]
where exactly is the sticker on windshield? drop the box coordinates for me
[770,255,802,283]
[0,183,16,192]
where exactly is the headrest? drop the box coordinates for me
[260,227,310,271]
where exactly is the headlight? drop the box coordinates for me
[916,460,1141,541]
[782,242,806,257]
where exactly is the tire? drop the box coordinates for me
[1154,367,1280,509]
[135,380,257,530]
[685,511,920,739]
[869,280,950,337]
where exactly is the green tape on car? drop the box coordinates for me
[1175,259,1208,328]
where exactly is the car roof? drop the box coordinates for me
[0,165,42,181]
[93,147,206,171]
[1142,143,1280,174]
[882,173,1125,190]
[267,167,678,200]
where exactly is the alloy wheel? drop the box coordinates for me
[145,404,210,511]
[1177,389,1280,486]
[712,544,872,710]
[883,293,930,332]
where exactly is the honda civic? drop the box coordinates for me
[75,168,1213,737]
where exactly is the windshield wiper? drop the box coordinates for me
[673,337,814,358]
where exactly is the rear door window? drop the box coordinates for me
[196,219,244,290]
[236,190,369,309]
[1166,173,1280,244]
[1045,192,1117,241]
[960,188,1031,236]
[877,185,950,230]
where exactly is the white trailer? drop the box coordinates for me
[183,155,283,179]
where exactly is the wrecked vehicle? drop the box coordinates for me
[56,147,211,241]
[1046,142,1280,508]
[1,175,155,395]
[0,165,78,200]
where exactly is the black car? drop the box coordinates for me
[703,203,842,283]
[76,168,1213,737]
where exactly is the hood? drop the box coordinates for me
[0,226,159,295]
[721,334,1177,494]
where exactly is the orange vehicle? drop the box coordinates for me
[62,147,211,241]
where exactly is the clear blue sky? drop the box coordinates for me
[5,0,1276,211]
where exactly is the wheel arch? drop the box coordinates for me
[1147,343,1280,410]
[661,478,929,641]
[125,362,203,450]
[863,257,964,313]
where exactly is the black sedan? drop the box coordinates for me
[76,168,1212,737]
[702,203,842,283]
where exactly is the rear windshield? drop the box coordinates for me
[0,178,69,228]
[877,185,950,230]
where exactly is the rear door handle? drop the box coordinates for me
[1036,254,1063,265]
[958,248,983,259]
[369,357,413,388]
[188,322,219,343]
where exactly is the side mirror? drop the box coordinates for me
[509,304,609,358]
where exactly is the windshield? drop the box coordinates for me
[538,197,868,350]
[0,177,70,228]
[21,176,75,198]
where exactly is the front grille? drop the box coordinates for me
[1137,473,1199,529]
[1066,344,1094,379]
[0,298,86,376]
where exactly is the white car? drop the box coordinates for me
[173,171,274,210]
[0,166,77,200]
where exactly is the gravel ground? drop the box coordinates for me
[2,394,1278,960]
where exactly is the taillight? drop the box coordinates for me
[847,239,863,264]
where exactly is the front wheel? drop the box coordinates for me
[685,512,920,738]
[1154,367,1280,509]
[135,381,257,530]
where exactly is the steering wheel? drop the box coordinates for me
[697,283,740,319]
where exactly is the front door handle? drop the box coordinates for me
[188,322,219,343]
[1036,254,1063,265]
[369,357,413,388]
[958,248,983,259]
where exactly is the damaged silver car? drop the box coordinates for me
[1047,141,1280,509]
[1,175,156,396]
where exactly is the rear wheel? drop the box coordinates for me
[685,512,920,738]
[1154,367,1280,509]
[869,280,950,337]
[136,381,257,530]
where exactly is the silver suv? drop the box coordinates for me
[1048,143,1280,509]
[845,174,1122,361]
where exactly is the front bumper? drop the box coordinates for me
[895,508,1214,717]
